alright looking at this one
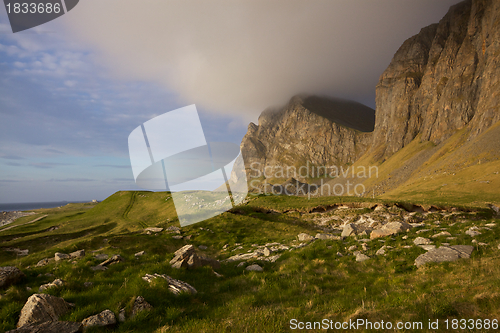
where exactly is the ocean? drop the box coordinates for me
[0,201,89,212]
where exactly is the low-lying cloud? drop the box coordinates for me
[63,0,461,120]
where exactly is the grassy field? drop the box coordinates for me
[1,191,499,332]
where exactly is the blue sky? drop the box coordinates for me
[0,0,461,203]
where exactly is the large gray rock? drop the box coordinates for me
[17,294,73,327]
[415,245,474,268]
[7,321,83,333]
[82,309,116,328]
[0,266,24,288]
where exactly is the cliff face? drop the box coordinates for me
[373,0,500,157]
[240,95,374,180]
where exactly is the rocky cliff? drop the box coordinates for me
[240,95,375,181]
[237,0,500,202]
[373,0,500,157]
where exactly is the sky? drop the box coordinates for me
[0,0,462,203]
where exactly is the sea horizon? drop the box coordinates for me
[0,200,94,212]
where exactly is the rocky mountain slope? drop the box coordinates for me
[240,95,374,180]
[238,0,500,203]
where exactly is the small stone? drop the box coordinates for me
[355,253,370,262]
[91,265,107,271]
[118,308,126,323]
[419,245,436,251]
[263,247,272,257]
[465,229,481,237]
[135,251,145,258]
[198,245,208,250]
[336,252,343,257]
[348,245,357,251]
[237,262,245,267]
[54,253,70,261]
[402,235,408,240]
[414,237,432,245]
[69,250,85,258]
[132,296,153,317]
[431,231,451,238]
[36,258,50,267]
[376,246,387,255]
[94,254,108,260]
[246,264,263,272]
[84,282,93,288]
[297,233,314,241]
[144,227,163,233]
[172,235,183,240]
[222,244,229,250]
[82,309,116,328]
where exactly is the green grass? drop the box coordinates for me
[1,191,499,332]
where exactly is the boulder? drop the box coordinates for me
[142,273,197,295]
[0,266,24,288]
[82,309,116,328]
[246,264,263,272]
[170,245,219,269]
[415,245,474,268]
[17,294,73,327]
[297,233,314,241]
[341,223,358,237]
[7,321,83,333]
[131,296,153,317]
[54,253,70,261]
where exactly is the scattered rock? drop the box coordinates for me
[54,253,70,261]
[341,223,358,237]
[144,227,163,233]
[91,265,107,271]
[465,227,481,237]
[347,245,357,251]
[118,309,126,323]
[370,222,411,239]
[69,250,85,258]
[198,245,208,250]
[263,247,272,257]
[431,231,451,238]
[376,246,387,255]
[354,252,370,262]
[237,262,245,267]
[0,266,24,288]
[415,245,474,267]
[315,233,341,240]
[226,252,258,262]
[413,237,432,245]
[416,229,431,234]
[17,294,73,327]
[83,282,92,288]
[419,245,436,251]
[94,254,108,261]
[36,259,51,267]
[82,309,116,328]
[172,235,183,240]
[336,252,343,257]
[485,223,496,227]
[246,264,263,272]
[297,233,314,241]
[132,296,153,317]
[135,251,145,258]
[39,279,65,292]
[142,273,197,295]
[6,321,83,333]
[98,255,124,267]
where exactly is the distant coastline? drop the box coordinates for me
[0,201,91,212]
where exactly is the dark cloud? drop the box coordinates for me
[65,0,462,118]
[1,154,24,160]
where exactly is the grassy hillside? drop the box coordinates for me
[1,192,499,332]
